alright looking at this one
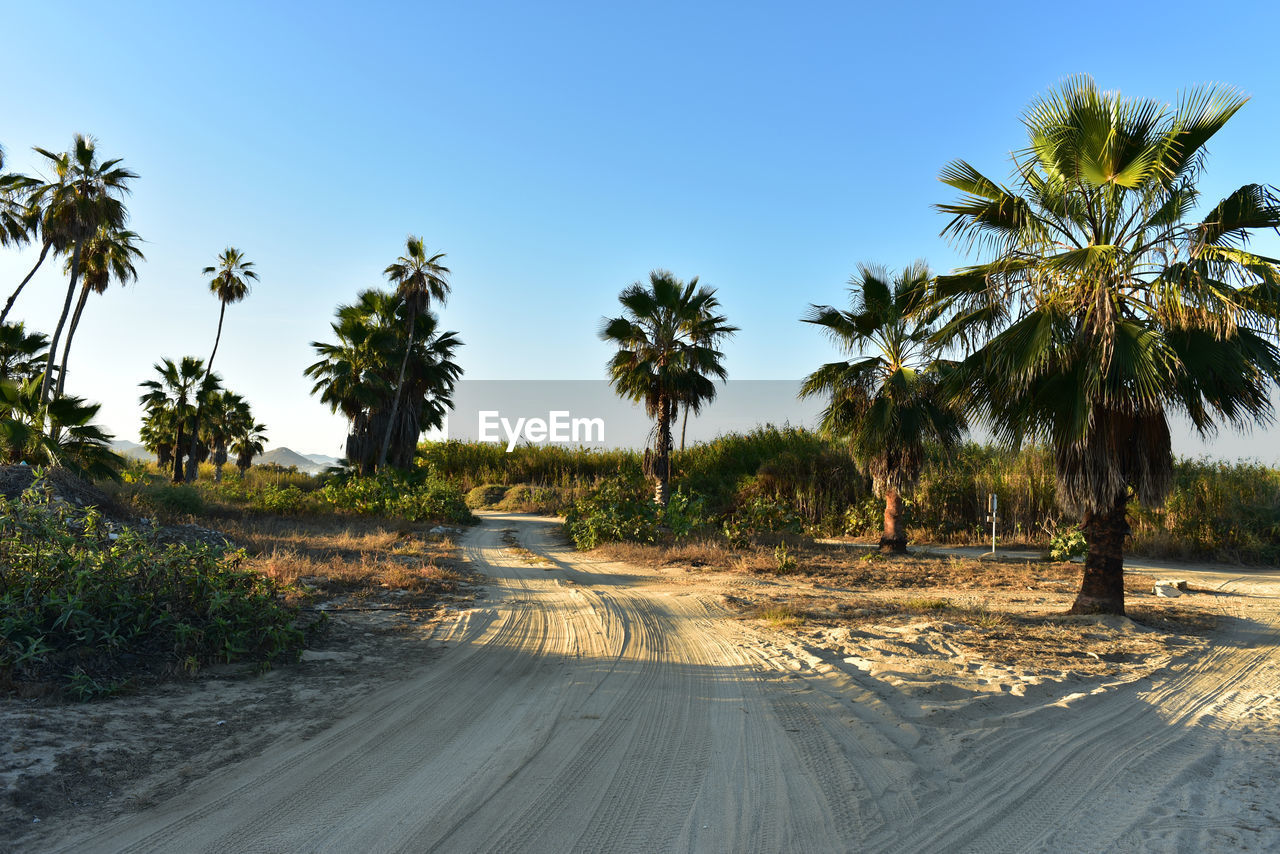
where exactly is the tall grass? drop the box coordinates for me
[420,430,1280,562]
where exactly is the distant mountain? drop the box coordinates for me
[255,447,340,474]
[110,440,152,462]
[302,452,341,467]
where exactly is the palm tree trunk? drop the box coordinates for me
[172,421,186,484]
[40,240,83,406]
[0,241,52,325]
[377,310,418,471]
[54,283,92,398]
[1070,493,1128,615]
[880,488,907,553]
[654,393,673,505]
[680,402,690,452]
[186,302,227,482]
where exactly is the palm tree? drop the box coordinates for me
[307,288,462,474]
[801,263,967,553]
[185,247,257,481]
[55,226,144,396]
[0,322,50,383]
[231,417,267,475]
[933,76,1280,614]
[0,144,34,249]
[29,135,137,405]
[378,236,451,469]
[600,270,738,504]
[0,376,124,480]
[201,390,252,482]
[139,357,216,483]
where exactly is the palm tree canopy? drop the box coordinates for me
[801,262,966,495]
[31,134,137,252]
[202,246,258,305]
[66,226,145,294]
[933,76,1280,516]
[600,270,738,419]
[0,377,124,480]
[139,356,218,420]
[0,322,50,382]
[384,236,450,314]
[0,143,36,247]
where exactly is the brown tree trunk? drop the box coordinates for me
[55,282,92,397]
[187,303,227,483]
[1070,492,1128,615]
[1,241,52,325]
[40,240,83,405]
[378,308,418,471]
[653,393,673,505]
[880,488,907,553]
[172,422,186,483]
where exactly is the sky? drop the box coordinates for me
[2,0,1279,462]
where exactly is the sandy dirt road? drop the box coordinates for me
[47,513,1280,853]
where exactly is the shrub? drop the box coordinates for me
[142,484,206,517]
[0,488,303,697]
[1049,527,1088,561]
[317,471,474,525]
[564,475,660,549]
[465,484,508,509]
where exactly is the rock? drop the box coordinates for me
[1154,583,1182,598]
[1156,578,1190,591]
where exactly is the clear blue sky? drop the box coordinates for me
[2,0,1279,461]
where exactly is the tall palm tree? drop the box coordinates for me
[140,357,216,483]
[29,135,137,405]
[0,322,50,383]
[801,263,967,553]
[307,288,462,474]
[184,247,257,481]
[379,236,451,469]
[933,76,1280,614]
[55,226,144,396]
[601,270,737,504]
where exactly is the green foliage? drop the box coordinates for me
[564,475,660,550]
[1049,528,1088,561]
[465,484,508,508]
[1131,459,1280,563]
[246,484,307,515]
[143,484,206,516]
[773,543,797,574]
[0,488,302,697]
[316,471,473,524]
[424,440,640,489]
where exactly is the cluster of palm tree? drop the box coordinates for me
[800,77,1280,614]
[604,77,1280,617]
[307,236,462,474]
[0,134,139,475]
[140,356,267,483]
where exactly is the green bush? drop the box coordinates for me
[465,484,508,509]
[564,475,661,549]
[1049,528,1088,561]
[142,484,207,517]
[317,471,474,524]
[0,488,303,698]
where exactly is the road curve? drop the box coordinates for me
[52,513,1280,853]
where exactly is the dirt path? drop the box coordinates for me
[42,513,1280,853]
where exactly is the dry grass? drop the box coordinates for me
[215,514,467,604]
